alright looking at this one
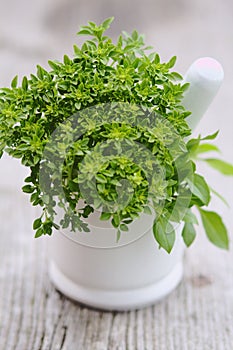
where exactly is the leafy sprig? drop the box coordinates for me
[181,131,233,251]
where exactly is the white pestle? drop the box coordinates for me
[182,57,224,130]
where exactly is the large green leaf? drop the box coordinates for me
[201,130,219,141]
[196,143,220,154]
[153,217,175,253]
[182,222,196,247]
[187,174,210,206]
[203,158,233,176]
[199,209,229,249]
[188,131,219,157]
[187,137,201,154]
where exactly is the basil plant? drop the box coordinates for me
[0,18,232,253]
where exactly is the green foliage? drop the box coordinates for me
[153,217,175,253]
[199,209,229,249]
[0,18,231,253]
[202,159,233,175]
[187,174,210,207]
[182,222,196,247]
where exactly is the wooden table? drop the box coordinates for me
[0,190,233,350]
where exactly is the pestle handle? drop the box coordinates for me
[182,57,224,130]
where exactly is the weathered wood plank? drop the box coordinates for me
[0,191,233,350]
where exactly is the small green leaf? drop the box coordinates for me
[170,72,183,81]
[30,192,39,204]
[77,29,92,36]
[33,218,42,230]
[181,82,190,92]
[73,44,82,56]
[188,174,210,206]
[102,17,114,30]
[153,218,175,253]
[203,158,233,176]
[201,130,219,141]
[34,227,44,238]
[81,223,90,232]
[144,206,152,215]
[166,56,177,68]
[96,174,107,183]
[24,176,32,183]
[42,195,50,205]
[22,185,35,193]
[51,223,59,230]
[182,222,196,247]
[112,214,120,228]
[82,205,94,218]
[22,76,28,91]
[63,55,71,65]
[36,65,44,80]
[196,143,220,154]
[122,219,133,224]
[120,223,128,231]
[11,75,18,88]
[100,212,111,221]
[116,229,121,242]
[199,209,229,249]
[48,60,60,70]
[131,30,139,41]
[153,53,160,64]
[187,137,201,154]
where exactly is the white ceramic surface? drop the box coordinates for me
[182,57,224,129]
[49,223,185,310]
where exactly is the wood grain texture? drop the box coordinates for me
[0,191,233,350]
